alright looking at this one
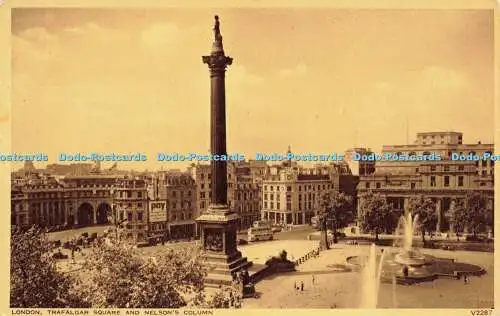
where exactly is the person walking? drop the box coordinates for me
[312,274,315,285]
[294,281,298,290]
[300,281,304,291]
[464,274,469,284]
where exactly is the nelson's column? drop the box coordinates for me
[196,15,252,286]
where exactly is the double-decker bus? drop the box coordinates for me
[248,226,273,242]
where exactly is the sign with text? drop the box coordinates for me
[149,201,167,223]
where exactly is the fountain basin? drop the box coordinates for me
[346,249,486,285]
[393,250,429,266]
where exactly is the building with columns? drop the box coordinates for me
[11,174,117,229]
[357,131,494,233]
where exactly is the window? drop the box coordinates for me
[411,183,415,190]
[137,212,143,221]
[277,203,280,209]
[480,182,486,187]
[137,192,142,198]
[270,202,274,209]
[458,165,464,171]
[138,203,143,208]
[270,195,274,201]
[365,182,370,189]
[458,176,464,187]
[482,170,487,176]
[376,183,381,189]
[264,193,268,200]
[430,176,436,187]
[444,166,450,172]
[127,191,132,198]
[201,184,204,189]
[444,176,449,187]
[431,166,436,172]
[416,168,419,173]
[127,212,133,222]
[270,186,274,191]
[287,203,291,211]
[287,186,292,191]
[482,160,487,167]
[264,202,268,208]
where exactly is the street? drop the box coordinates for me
[238,225,316,242]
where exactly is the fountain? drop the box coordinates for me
[359,244,385,308]
[393,212,428,266]
[346,212,486,289]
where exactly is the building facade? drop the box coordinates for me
[189,160,267,230]
[261,161,352,225]
[11,174,117,229]
[114,177,149,242]
[357,131,494,233]
[155,170,197,239]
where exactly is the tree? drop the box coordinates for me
[74,238,242,308]
[359,191,394,241]
[10,226,87,308]
[453,193,492,238]
[317,191,354,247]
[407,195,437,244]
[74,238,207,308]
[451,199,467,241]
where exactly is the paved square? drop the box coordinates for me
[242,244,494,309]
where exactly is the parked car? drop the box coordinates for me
[271,226,282,233]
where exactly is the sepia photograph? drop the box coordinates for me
[5,1,496,312]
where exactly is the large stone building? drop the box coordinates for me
[357,131,494,233]
[261,160,352,225]
[11,174,117,229]
[188,160,268,230]
[114,177,149,242]
[153,170,197,239]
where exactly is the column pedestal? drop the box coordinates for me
[196,205,252,286]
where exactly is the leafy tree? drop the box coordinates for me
[455,193,492,238]
[10,226,87,308]
[74,238,206,308]
[451,199,467,241]
[317,191,354,247]
[359,191,393,241]
[407,195,437,244]
[74,238,242,308]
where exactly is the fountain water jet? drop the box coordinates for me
[359,244,385,308]
[347,212,486,288]
[393,212,428,266]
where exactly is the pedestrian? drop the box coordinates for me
[300,281,304,291]
[464,274,468,284]
[294,281,297,290]
[312,274,315,285]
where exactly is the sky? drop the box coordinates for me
[10,8,494,171]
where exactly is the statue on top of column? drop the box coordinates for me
[213,15,222,40]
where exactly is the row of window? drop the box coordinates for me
[263,184,332,192]
[122,211,193,222]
